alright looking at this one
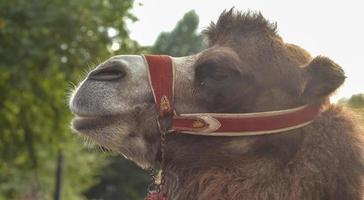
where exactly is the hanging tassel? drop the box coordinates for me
[145,191,167,200]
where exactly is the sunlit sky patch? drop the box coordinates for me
[127,0,364,101]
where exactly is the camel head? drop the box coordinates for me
[69,10,345,169]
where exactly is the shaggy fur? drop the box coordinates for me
[160,10,364,200]
[204,9,279,46]
[163,107,364,200]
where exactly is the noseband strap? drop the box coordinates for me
[145,55,175,118]
[144,55,321,136]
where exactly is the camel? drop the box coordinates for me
[69,10,364,200]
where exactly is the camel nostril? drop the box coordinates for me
[88,63,126,81]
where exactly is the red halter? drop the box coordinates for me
[144,55,321,137]
[143,54,321,200]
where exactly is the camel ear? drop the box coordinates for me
[302,56,345,100]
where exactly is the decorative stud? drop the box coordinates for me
[160,95,171,115]
[192,119,206,129]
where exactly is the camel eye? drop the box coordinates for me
[195,62,231,86]
[210,69,229,81]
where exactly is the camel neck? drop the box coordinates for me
[163,160,278,200]
[160,106,364,200]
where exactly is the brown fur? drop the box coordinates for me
[160,10,364,200]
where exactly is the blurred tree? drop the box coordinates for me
[338,93,364,123]
[152,10,206,56]
[0,0,147,199]
[84,156,150,200]
[338,94,364,108]
[347,94,364,108]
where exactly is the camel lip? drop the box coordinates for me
[71,115,118,132]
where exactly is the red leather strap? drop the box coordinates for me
[171,105,321,136]
[144,55,320,136]
[144,55,174,117]
[144,55,171,200]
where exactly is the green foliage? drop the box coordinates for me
[347,94,364,108]
[1,3,207,199]
[338,93,364,108]
[0,0,141,199]
[152,10,206,56]
[84,156,150,200]
[338,93,364,124]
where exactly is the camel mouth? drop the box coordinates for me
[71,115,119,132]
